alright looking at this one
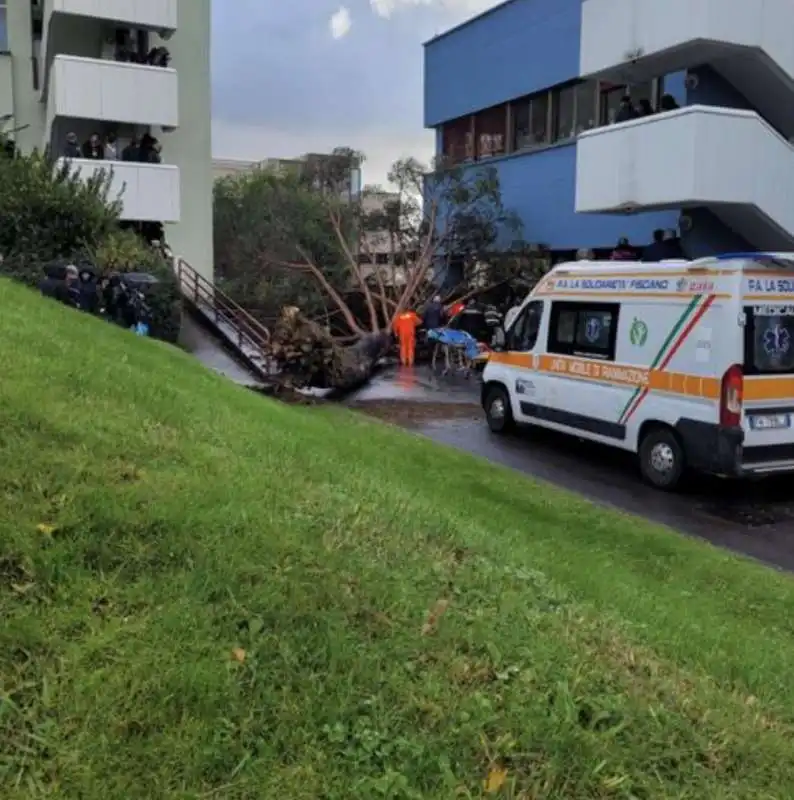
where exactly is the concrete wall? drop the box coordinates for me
[424,0,582,126]
[485,142,679,250]
[685,65,753,111]
[681,207,752,259]
[154,0,213,281]
[6,1,45,152]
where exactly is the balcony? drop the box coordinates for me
[579,0,794,136]
[47,55,178,129]
[58,158,181,222]
[575,105,794,250]
[45,0,177,33]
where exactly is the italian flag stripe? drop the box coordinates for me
[618,295,704,425]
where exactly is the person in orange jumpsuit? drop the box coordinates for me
[393,309,421,366]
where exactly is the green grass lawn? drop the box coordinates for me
[3,278,794,799]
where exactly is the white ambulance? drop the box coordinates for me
[481,253,794,490]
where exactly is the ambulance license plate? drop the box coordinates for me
[749,413,791,430]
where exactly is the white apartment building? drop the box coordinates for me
[0,0,213,280]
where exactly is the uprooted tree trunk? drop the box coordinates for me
[269,306,390,392]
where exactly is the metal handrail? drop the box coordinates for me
[175,258,271,356]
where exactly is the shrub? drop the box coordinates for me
[0,149,180,341]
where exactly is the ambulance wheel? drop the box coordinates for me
[639,427,685,490]
[484,385,514,434]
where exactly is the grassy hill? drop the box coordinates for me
[3,278,794,799]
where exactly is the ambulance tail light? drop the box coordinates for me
[720,364,744,427]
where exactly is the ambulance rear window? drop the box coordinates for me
[743,306,794,374]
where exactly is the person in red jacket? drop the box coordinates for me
[393,309,421,366]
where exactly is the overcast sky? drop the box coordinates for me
[211,0,503,187]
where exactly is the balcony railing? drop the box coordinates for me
[45,0,177,33]
[575,105,794,250]
[47,54,178,129]
[57,158,181,223]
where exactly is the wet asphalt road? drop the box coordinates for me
[353,367,794,571]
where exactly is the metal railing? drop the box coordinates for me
[175,258,271,363]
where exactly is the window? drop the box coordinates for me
[599,80,656,124]
[743,306,794,375]
[599,83,625,125]
[529,93,549,146]
[548,302,619,360]
[552,85,576,142]
[0,2,7,52]
[442,117,473,165]
[475,104,506,159]
[511,100,530,150]
[507,301,544,351]
[574,82,597,134]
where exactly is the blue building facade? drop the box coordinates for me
[423,0,786,258]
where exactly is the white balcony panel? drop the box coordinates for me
[581,0,794,137]
[48,56,178,128]
[580,0,794,78]
[46,0,177,31]
[59,159,181,222]
[575,105,794,249]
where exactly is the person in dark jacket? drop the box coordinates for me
[660,93,680,112]
[641,229,668,262]
[82,133,104,159]
[77,268,100,314]
[138,133,158,163]
[637,98,654,116]
[40,264,81,308]
[63,132,82,158]
[422,295,446,330]
[122,135,140,162]
[613,96,638,123]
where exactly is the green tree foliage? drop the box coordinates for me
[213,162,351,326]
[214,148,525,337]
[0,147,179,341]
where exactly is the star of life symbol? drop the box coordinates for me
[585,317,601,342]
[763,325,791,357]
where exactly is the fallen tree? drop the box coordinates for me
[212,148,528,388]
[268,305,389,392]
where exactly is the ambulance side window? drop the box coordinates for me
[547,301,620,361]
[506,300,543,351]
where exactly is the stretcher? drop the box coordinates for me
[426,328,489,376]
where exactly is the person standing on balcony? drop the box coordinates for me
[63,133,81,159]
[82,133,104,160]
[122,135,139,162]
[610,237,635,260]
[104,132,118,160]
[138,133,158,163]
[613,96,638,123]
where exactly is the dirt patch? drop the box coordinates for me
[349,400,481,426]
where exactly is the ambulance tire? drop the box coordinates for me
[484,385,514,434]
[638,426,685,491]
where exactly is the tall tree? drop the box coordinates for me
[213,149,525,338]
[283,152,525,335]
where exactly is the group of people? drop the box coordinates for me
[392,296,502,368]
[614,93,679,123]
[39,264,151,334]
[63,132,163,163]
[607,229,685,262]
